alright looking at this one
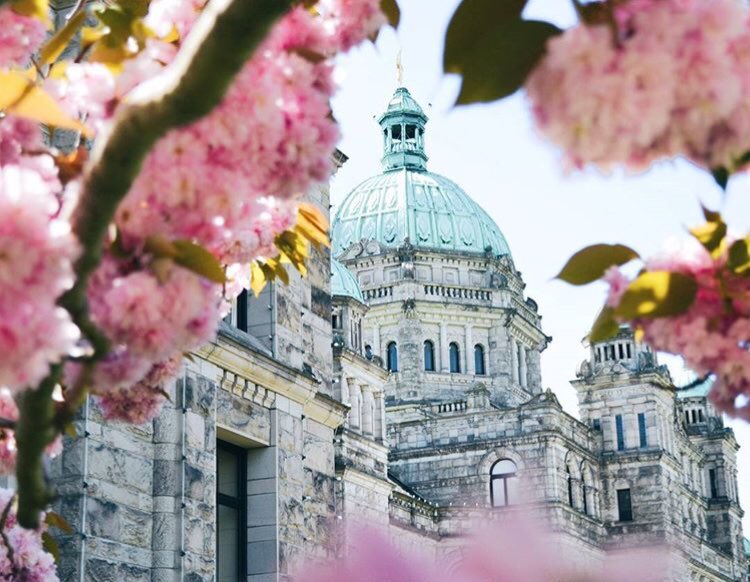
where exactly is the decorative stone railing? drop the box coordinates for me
[423,285,491,301]
[363,286,394,300]
[434,400,468,414]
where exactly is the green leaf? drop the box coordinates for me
[172,240,226,284]
[380,0,400,28]
[45,511,74,534]
[556,244,639,286]
[444,0,528,73]
[615,271,697,319]
[711,166,729,190]
[39,8,86,65]
[690,206,726,258]
[455,19,561,105]
[42,531,60,562]
[728,237,750,275]
[589,306,619,343]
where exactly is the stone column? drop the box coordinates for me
[510,338,519,384]
[465,324,473,375]
[374,392,386,442]
[440,323,449,372]
[349,383,361,431]
[339,376,350,427]
[361,385,374,437]
[519,344,528,388]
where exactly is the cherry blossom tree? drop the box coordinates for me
[0,0,397,574]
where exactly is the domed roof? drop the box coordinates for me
[332,169,511,256]
[332,86,511,257]
[331,258,364,302]
[676,376,712,399]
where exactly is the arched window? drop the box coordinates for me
[449,342,461,373]
[386,342,398,372]
[474,344,485,375]
[490,459,518,507]
[424,340,435,372]
[580,462,589,516]
[566,464,574,507]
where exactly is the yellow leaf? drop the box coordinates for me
[172,240,226,284]
[615,271,697,319]
[588,307,619,343]
[250,262,268,297]
[690,206,726,259]
[296,203,330,249]
[0,71,91,136]
[556,243,639,286]
[11,0,50,27]
[39,9,86,65]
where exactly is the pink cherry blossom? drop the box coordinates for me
[0,165,79,393]
[604,238,750,419]
[96,353,181,424]
[0,489,58,580]
[526,0,750,172]
[0,6,46,69]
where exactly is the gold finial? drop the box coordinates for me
[396,50,403,86]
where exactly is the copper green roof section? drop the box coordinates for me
[677,377,713,399]
[332,87,511,257]
[331,258,364,303]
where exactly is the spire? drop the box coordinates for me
[377,86,428,172]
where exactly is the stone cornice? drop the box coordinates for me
[195,336,347,429]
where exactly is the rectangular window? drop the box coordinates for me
[592,418,601,431]
[217,441,247,582]
[617,488,633,522]
[638,413,647,448]
[709,468,718,498]
[698,409,704,422]
[615,414,625,451]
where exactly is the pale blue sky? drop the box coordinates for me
[330,0,750,528]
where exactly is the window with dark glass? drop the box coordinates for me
[698,409,704,422]
[580,463,589,515]
[387,342,398,372]
[638,412,647,448]
[405,124,416,140]
[709,468,718,498]
[391,124,402,141]
[617,488,633,522]
[423,340,435,372]
[615,414,625,451]
[592,418,601,431]
[217,441,247,582]
[449,342,461,373]
[490,459,518,507]
[474,344,486,375]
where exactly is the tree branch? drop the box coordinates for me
[18,0,291,529]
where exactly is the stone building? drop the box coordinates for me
[47,83,748,581]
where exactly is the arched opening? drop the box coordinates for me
[566,464,574,508]
[474,344,486,375]
[580,462,590,516]
[386,342,398,372]
[449,342,461,373]
[424,340,435,372]
[490,459,518,507]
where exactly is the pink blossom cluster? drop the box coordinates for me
[0,6,46,69]
[35,0,386,425]
[604,239,750,419]
[526,0,750,172]
[80,256,217,423]
[0,163,79,393]
[115,0,384,263]
[301,520,671,582]
[0,489,58,580]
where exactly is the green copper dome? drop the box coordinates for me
[331,258,364,303]
[332,87,511,257]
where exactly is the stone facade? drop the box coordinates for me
[45,75,749,582]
